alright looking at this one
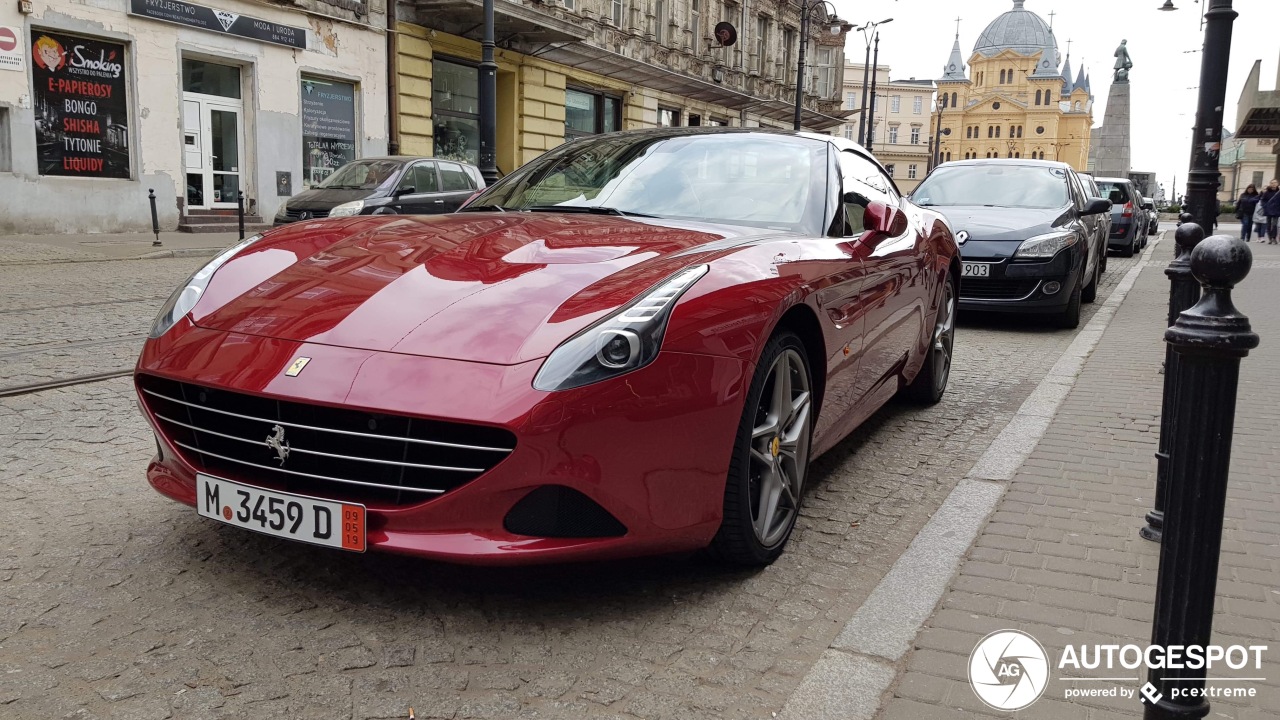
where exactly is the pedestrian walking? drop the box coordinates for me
[1254,201,1268,241]
[1262,179,1280,244]
[1237,184,1261,242]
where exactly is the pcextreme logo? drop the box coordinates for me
[966,630,1269,711]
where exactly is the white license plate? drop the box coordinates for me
[196,474,366,552]
[961,262,991,278]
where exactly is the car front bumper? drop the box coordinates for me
[957,243,1084,313]
[136,322,750,565]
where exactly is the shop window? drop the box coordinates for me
[565,88,622,140]
[432,58,480,165]
[301,76,357,188]
[33,31,132,179]
[658,107,681,127]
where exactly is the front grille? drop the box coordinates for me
[286,208,330,220]
[138,375,515,506]
[960,278,1041,301]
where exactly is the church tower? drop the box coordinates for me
[931,1,1093,171]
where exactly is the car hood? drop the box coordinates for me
[927,205,1068,243]
[190,213,770,364]
[285,187,377,210]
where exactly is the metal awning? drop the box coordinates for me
[520,39,855,130]
[406,0,589,45]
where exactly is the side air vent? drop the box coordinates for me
[503,486,627,538]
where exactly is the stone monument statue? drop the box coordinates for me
[1114,39,1133,82]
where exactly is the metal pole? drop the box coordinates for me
[931,97,945,170]
[1183,0,1236,233]
[237,191,245,240]
[866,33,880,147]
[857,37,871,144]
[1140,221,1206,543]
[1144,234,1258,720]
[478,0,499,185]
[148,188,161,247]
[386,2,400,156]
[792,1,810,131]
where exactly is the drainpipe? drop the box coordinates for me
[386,0,400,155]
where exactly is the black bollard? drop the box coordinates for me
[1144,235,1258,720]
[148,188,162,247]
[1141,222,1207,542]
[237,190,245,240]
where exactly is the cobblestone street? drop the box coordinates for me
[0,234,1149,719]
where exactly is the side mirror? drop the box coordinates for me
[394,185,416,197]
[860,199,909,237]
[1083,197,1111,215]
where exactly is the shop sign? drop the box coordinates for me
[0,27,24,72]
[31,31,131,178]
[301,77,356,187]
[128,0,307,50]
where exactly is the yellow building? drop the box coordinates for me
[931,1,1092,172]
[390,0,852,175]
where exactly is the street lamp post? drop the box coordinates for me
[1163,0,1236,232]
[854,18,892,145]
[792,1,846,131]
[478,0,500,185]
[866,32,881,146]
[930,94,947,170]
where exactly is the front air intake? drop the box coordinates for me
[503,486,627,538]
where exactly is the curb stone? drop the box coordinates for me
[139,247,224,260]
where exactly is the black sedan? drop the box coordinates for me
[911,159,1111,329]
[275,157,485,225]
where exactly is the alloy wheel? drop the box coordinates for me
[747,349,812,547]
[932,280,957,394]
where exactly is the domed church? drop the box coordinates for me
[930,1,1093,171]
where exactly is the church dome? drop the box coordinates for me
[973,0,1057,58]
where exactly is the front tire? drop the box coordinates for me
[1081,255,1099,304]
[710,331,814,566]
[901,273,956,405]
[1056,272,1083,329]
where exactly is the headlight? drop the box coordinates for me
[1014,231,1078,259]
[148,234,265,338]
[328,200,364,217]
[274,203,289,219]
[533,265,709,391]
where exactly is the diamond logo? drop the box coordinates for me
[1139,682,1163,705]
[213,10,239,31]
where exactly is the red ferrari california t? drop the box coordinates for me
[136,129,959,566]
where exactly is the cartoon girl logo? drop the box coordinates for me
[32,35,66,72]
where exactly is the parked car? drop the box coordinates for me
[137,128,960,567]
[1143,197,1159,235]
[910,158,1111,329]
[1077,173,1112,275]
[1094,177,1144,256]
[274,157,485,225]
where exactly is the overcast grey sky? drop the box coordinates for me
[826,0,1280,199]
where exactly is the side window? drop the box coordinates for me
[838,150,897,236]
[398,163,439,194]
[439,162,474,192]
[1067,172,1086,209]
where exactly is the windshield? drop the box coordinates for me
[319,160,402,190]
[913,164,1070,209]
[466,132,828,233]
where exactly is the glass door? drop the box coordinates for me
[182,59,244,210]
[207,106,241,206]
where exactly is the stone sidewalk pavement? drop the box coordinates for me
[0,231,238,264]
[868,240,1280,719]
